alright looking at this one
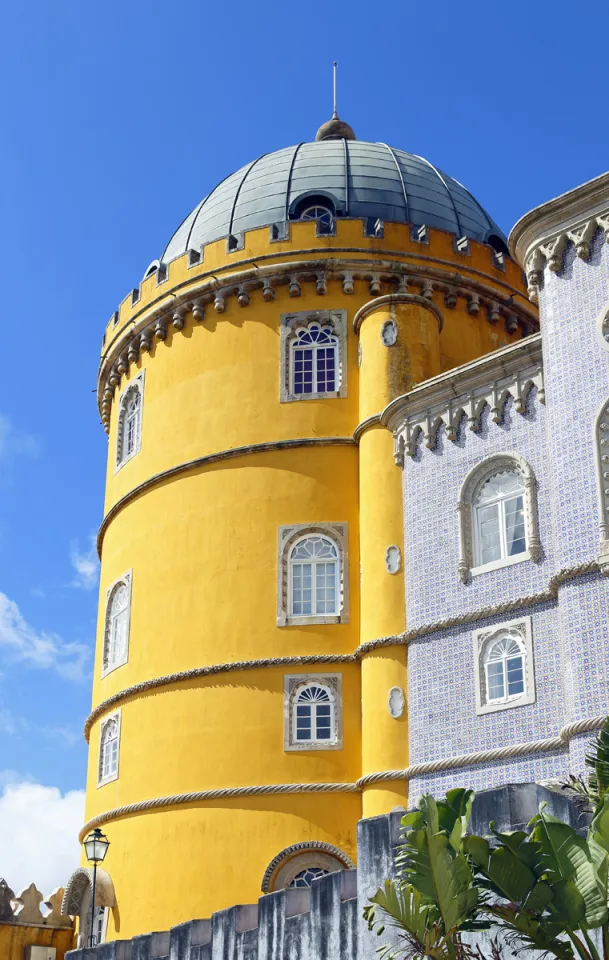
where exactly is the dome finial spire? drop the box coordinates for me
[315,61,356,141]
[332,60,338,119]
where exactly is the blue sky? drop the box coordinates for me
[0,0,607,890]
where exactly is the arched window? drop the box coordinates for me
[116,373,144,471]
[300,204,334,234]
[473,469,526,567]
[290,323,339,396]
[484,634,525,702]
[261,841,354,892]
[98,713,120,785]
[289,867,328,888]
[293,683,335,744]
[284,674,342,750]
[457,454,541,582]
[474,618,535,714]
[280,309,347,403]
[289,536,338,617]
[102,574,131,675]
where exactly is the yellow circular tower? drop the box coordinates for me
[71,116,536,943]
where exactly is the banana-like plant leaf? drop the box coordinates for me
[531,806,608,929]
[484,903,575,960]
[366,881,456,960]
[586,717,609,804]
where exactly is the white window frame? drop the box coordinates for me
[472,474,527,571]
[102,571,132,677]
[261,841,354,892]
[473,617,536,715]
[115,370,145,472]
[98,710,121,786]
[288,535,339,618]
[280,309,347,403]
[277,523,349,626]
[457,453,541,583]
[284,674,343,751]
[91,905,109,947]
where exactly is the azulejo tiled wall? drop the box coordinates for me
[402,228,609,800]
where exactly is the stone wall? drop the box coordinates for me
[65,783,588,960]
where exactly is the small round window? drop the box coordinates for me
[300,205,334,233]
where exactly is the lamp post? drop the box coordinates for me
[83,828,110,947]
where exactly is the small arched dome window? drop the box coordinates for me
[484,634,525,703]
[300,204,334,234]
[116,373,144,471]
[98,713,120,785]
[289,535,338,617]
[289,867,328,888]
[291,323,338,396]
[103,576,131,675]
[293,682,335,744]
[473,469,526,567]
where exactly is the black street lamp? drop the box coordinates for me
[83,828,110,947]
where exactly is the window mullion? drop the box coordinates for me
[499,497,508,559]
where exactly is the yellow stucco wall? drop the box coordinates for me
[82,218,534,940]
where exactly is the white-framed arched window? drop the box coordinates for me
[102,572,132,676]
[280,309,347,403]
[98,711,121,785]
[300,205,334,235]
[457,454,541,582]
[291,323,339,396]
[289,535,338,617]
[284,674,342,751]
[116,371,145,471]
[278,523,348,626]
[473,618,535,714]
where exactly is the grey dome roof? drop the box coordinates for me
[161,140,506,263]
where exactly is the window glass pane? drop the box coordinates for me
[477,503,501,564]
[507,656,525,695]
[487,660,505,700]
[477,470,523,504]
[505,495,526,556]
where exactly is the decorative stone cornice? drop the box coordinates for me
[98,257,537,433]
[509,171,609,301]
[382,334,543,464]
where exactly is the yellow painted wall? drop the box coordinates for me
[84,217,533,940]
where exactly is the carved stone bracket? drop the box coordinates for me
[523,211,609,302]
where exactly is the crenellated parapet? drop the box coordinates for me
[0,879,74,929]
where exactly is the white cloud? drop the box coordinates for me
[0,777,85,895]
[0,592,90,681]
[0,414,39,463]
[69,536,99,591]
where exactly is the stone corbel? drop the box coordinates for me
[237,285,250,307]
[421,279,434,300]
[596,214,609,244]
[140,329,153,352]
[524,248,544,303]
[394,433,405,467]
[289,275,301,297]
[172,307,187,329]
[316,271,328,295]
[342,271,354,294]
[488,301,500,324]
[369,274,382,295]
[191,299,205,321]
[262,278,275,302]
[567,219,597,261]
[127,339,139,363]
[154,318,167,341]
[214,291,227,313]
[540,233,567,273]
[467,293,480,315]
[444,287,458,308]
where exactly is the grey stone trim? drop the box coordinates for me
[277,523,349,626]
[99,255,537,431]
[353,414,382,443]
[62,868,115,916]
[473,616,536,715]
[383,334,544,465]
[457,453,542,584]
[260,841,354,892]
[284,673,343,751]
[279,309,347,402]
[97,438,356,556]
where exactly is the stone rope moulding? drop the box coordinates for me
[98,257,536,432]
[84,559,601,740]
[77,712,607,841]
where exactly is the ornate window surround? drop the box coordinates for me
[277,523,349,626]
[102,571,132,677]
[115,370,145,473]
[98,710,121,787]
[279,309,347,403]
[594,398,609,575]
[284,673,343,751]
[457,453,541,583]
[261,840,354,892]
[473,616,535,715]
